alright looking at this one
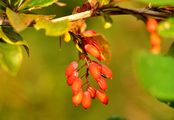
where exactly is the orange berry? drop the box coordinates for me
[87,86,96,99]
[65,61,78,77]
[72,90,83,106]
[150,33,161,46]
[96,90,108,105]
[89,62,101,80]
[72,78,82,94]
[97,77,107,91]
[151,45,161,54]
[97,54,105,61]
[101,64,112,79]
[146,18,158,33]
[84,44,100,58]
[82,30,97,37]
[82,91,91,109]
[67,71,79,86]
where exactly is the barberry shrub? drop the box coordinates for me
[1,0,174,119]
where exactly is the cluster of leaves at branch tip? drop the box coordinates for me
[0,0,70,75]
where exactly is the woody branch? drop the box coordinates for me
[1,5,174,25]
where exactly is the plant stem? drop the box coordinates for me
[1,5,174,26]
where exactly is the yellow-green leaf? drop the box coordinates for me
[6,8,54,32]
[18,0,57,11]
[34,19,70,36]
[0,42,23,75]
[0,26,30,56]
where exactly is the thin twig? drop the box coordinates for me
[51,10,93,22]
[1,6,174,26]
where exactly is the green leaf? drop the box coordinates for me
[0,26,30,56]
[167,42,174,58]
[158,18,174,38]
[34,19,70,36]
[135,52,174,100]
[18,0,57,11]
[6,8,54,32]
[135,0,174,5]
[0,0,7,7]
[0,42,22,75]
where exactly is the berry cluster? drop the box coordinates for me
[65,30,112,109]
[146,18,161,54]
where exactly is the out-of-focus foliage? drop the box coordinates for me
[0,42,22,75]
[158,18,174,38]
[135,0,174,5]
[135,52,174,100]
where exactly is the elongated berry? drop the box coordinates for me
[87,86,96,99]
[97,77,107,90]
[89,62,101,80]
[85,44,100,58]
[82,30,97,37]
[150,33,161,46]
[72,90,83,106]
[97,53,105,61]
[67,71,79,86]
[151,45,160,54]
[65,61,78,77]
[82,91,91,109]
[101,64,112,79]
[72,78,82,94]
[146,18,158,33]
[96,90,108,105]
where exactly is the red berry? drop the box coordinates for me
[65,61,78,77]
[72,78,82,94]
[146,18,158,33]
[89,62,101,80]
[87,86,96,99]
[101,64,112,79]
[72,90,83,106]
[97,54,105,61]
[96,90,108,105]
[67,71,79,86]
[82,30,97,37]
[84,44,100,58]
[82,91,91,109]
[150,33,161,46]
[151,45,161,54]
[97,77,107,90]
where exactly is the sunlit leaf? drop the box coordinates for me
[18,0,57,11]
[158,18,174,38]
[34,19,70,36]
[135,0,174,5]
[0,42,22,75]
[0,26,29,55]
[135,51,174,100]
[6,8,54,32]
[98,0,110,7]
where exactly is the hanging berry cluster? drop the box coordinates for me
[146,18,161,54]
[65,29,112,109]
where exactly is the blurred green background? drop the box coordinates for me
[1,0,174,120]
